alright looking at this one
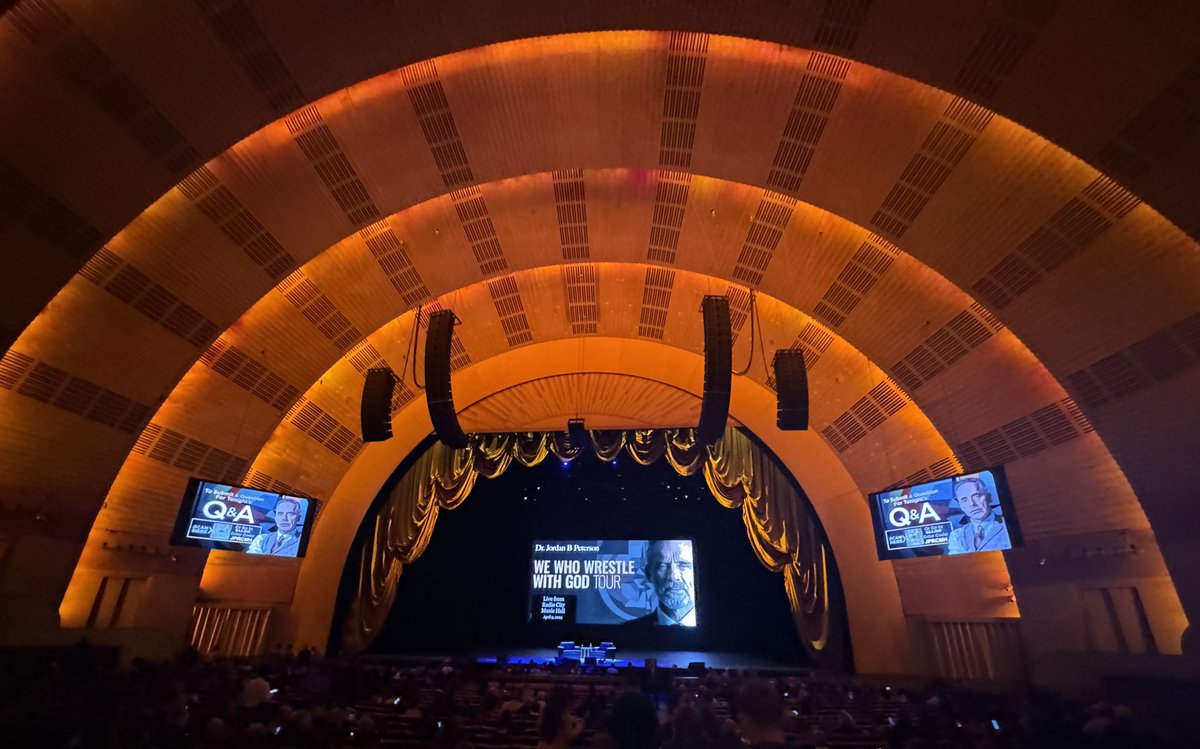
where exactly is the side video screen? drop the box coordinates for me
[869,468,1021,560]
[170,478,316,558]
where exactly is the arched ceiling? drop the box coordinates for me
[455,373,714,432]
[0,3,1196,651]
[69,162,1148,558]
[1,2,1198,344]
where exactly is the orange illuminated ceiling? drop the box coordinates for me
[0,4,1197,655]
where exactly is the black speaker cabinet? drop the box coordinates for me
[696,295,732,445]
[773,348,809,431]
[425,310,469,449]
[361,367,397,442]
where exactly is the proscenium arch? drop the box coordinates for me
[49,181,1190,662]
[0,27,1190,662]
[78,250,1012,551]
[271,338,928,674]
[76,264,1170,676]
[328,388,851,665]
[44,161,1160,536]
[65,156,1168,605]
[66,258,1025,674]
[216,271,1178,665]
[74,261,979,559]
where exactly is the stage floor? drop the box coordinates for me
[446,648,796,670]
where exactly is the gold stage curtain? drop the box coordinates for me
[702,431,831,652]
[342,428,834,658]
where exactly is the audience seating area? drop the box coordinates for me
[0,644,1182,748]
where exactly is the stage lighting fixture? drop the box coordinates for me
[567,417,588,451]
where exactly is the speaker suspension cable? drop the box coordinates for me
[733,289,757,376]
[408,304,425,390]
[395,306,419,389]
[576,336,584,419]
[754,291,770,378]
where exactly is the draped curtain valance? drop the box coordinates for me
[340,428,838,662]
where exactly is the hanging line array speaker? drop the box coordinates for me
[773,348,809,431]
[361,367,397,442]
[425,309,469,448]
[695,295,732,445]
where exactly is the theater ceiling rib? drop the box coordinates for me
[85,261,960,543]
[7,32,1197,378]
[0,29,1190,635]
[2,7,1197,345]
[76,254,1143,585]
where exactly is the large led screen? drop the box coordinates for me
[869,468,1021,560]
[529,539,698,627]
[170,478,316,557]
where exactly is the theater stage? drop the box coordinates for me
[376,649,801,671]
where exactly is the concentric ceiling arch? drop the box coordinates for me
[250,335,970,673]
[39,138,1173,581]
[62,252,1176,654]
[2,11,1197,663]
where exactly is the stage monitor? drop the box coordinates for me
[529,539,698,627]
[170,478,316,557]
[868,468,1022,560]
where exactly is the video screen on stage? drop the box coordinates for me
[869,468,1021,560]
[529,540,698,627]
[170,478,316,557]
